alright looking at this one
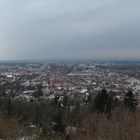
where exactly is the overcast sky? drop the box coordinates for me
[0,0,140,60]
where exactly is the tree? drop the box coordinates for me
[93,89,113,115]
[94,89,107,113]
[124,90,137,111]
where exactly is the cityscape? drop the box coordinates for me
[0,60,139,139]
[0,61,140,106]
[0,0,140,139]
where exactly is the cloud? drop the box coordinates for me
[0,0,140,60]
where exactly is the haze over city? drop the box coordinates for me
[0,0,140,60]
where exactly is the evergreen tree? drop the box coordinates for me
[94,89,113,115]
[124,90,137,111]
[94,88,107,113]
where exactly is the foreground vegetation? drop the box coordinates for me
[0,89,139,140]
[0,111,139,140]
[76,111,140,140]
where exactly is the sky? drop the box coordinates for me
[0,0,140,60]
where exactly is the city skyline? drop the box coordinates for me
[0,0,140,60]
